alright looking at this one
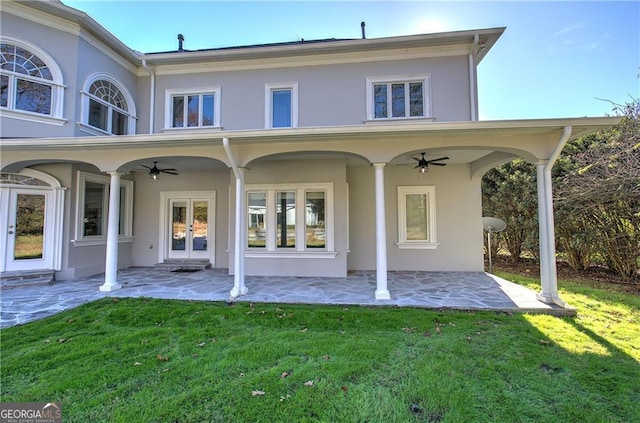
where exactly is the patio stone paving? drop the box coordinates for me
[0,267,573,328]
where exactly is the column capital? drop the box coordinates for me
[373,162,387,168]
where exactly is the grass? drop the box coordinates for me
[1,272,638,422]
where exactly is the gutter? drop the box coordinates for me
[468,34,479,121]
[545,125,572,171]
[141,59,155,134]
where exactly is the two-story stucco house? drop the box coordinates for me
[0,0,618,306]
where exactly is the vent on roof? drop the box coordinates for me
[178,34,185,52]
[361,21,366,39]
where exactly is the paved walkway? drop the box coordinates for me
[0,268,573,328]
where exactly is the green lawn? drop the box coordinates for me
[1,272,638,423]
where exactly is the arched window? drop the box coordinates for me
[81,74,136,135]
[0,38,64,122]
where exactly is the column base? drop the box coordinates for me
[537,292,570,308]
[375,289,390,300]
[229,286,248,299]
[100,283,122,292]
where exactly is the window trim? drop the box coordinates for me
[264,82,298,128]
[0,35,65,122]
[72,171,134,246]
[245,182,334,257]
[163,86,221,131]
[396,185,439,249]
[79,73,137,136]
[365,74,432,121]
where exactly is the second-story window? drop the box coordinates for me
[265,82,298,128]
[165,87,221,129]
[0,38,64,122]
[80,74,136,136]
[366,74,431,121]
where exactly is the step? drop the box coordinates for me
[154,259,211,272]
[1,270,55,289]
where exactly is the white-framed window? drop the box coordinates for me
[80,74,136,136]
[366,74,432,121]
[164,87,221,130]
[265,82,298,128]
[397,186,438,249]
[0,37,65,125]
[246,183,334,257]
[73,171,133,246]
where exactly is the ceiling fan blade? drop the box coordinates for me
[412,157,422,162]
[427,156,450,163]
[141,164,152,170]
[429,162,447,166]
[160,170,179,175]
[159,168,178,172]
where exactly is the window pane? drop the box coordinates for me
[276,191,295,248]
[272,89,292,128]
[84,181,105,236]
[15,78,51,115]
[187,95,199,127]
[202,94,214,126]
[373,84,387,118]
[112,110,127,135]
[405,193,428,240]
[0,74,8,107]
[409,82,424,117]
[172,96,184,127]
[89,99,108,131]
[248,192,266,248]
[119,186,126,235]
[306,191,325,249]
[391,83,405,118]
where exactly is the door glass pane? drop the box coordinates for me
[172,201,186,251]
[83,181,104,236]
[306,191,325,249]
[373,84,387,118]
[409,82,424,117]
[276,191,295,248]
[14,194,45,260]
[405,193,428,240]
[391,83,405,117]
[272,89,292,128]
[192,201,208,251]
[247,192,266,248]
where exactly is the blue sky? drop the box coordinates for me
[62,1,639,120]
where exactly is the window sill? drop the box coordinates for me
[245,251,338,259]
[77,122,115,136]
[396,242,439,250]
[364,117,436,125]
[71,236,135,247]
[1,109,66,126]
[161,126,222,133]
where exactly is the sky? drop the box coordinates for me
[61,0,639,120]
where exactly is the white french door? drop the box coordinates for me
[161,192,215,263]
[0,187,54,272]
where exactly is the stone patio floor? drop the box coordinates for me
[0,267,574,328]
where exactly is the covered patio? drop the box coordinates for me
[0,268,574,328]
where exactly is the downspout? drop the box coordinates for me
[223,137,247,298]
[141,59,155,134]
[468,34,479,121]
[537,125,572,306]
